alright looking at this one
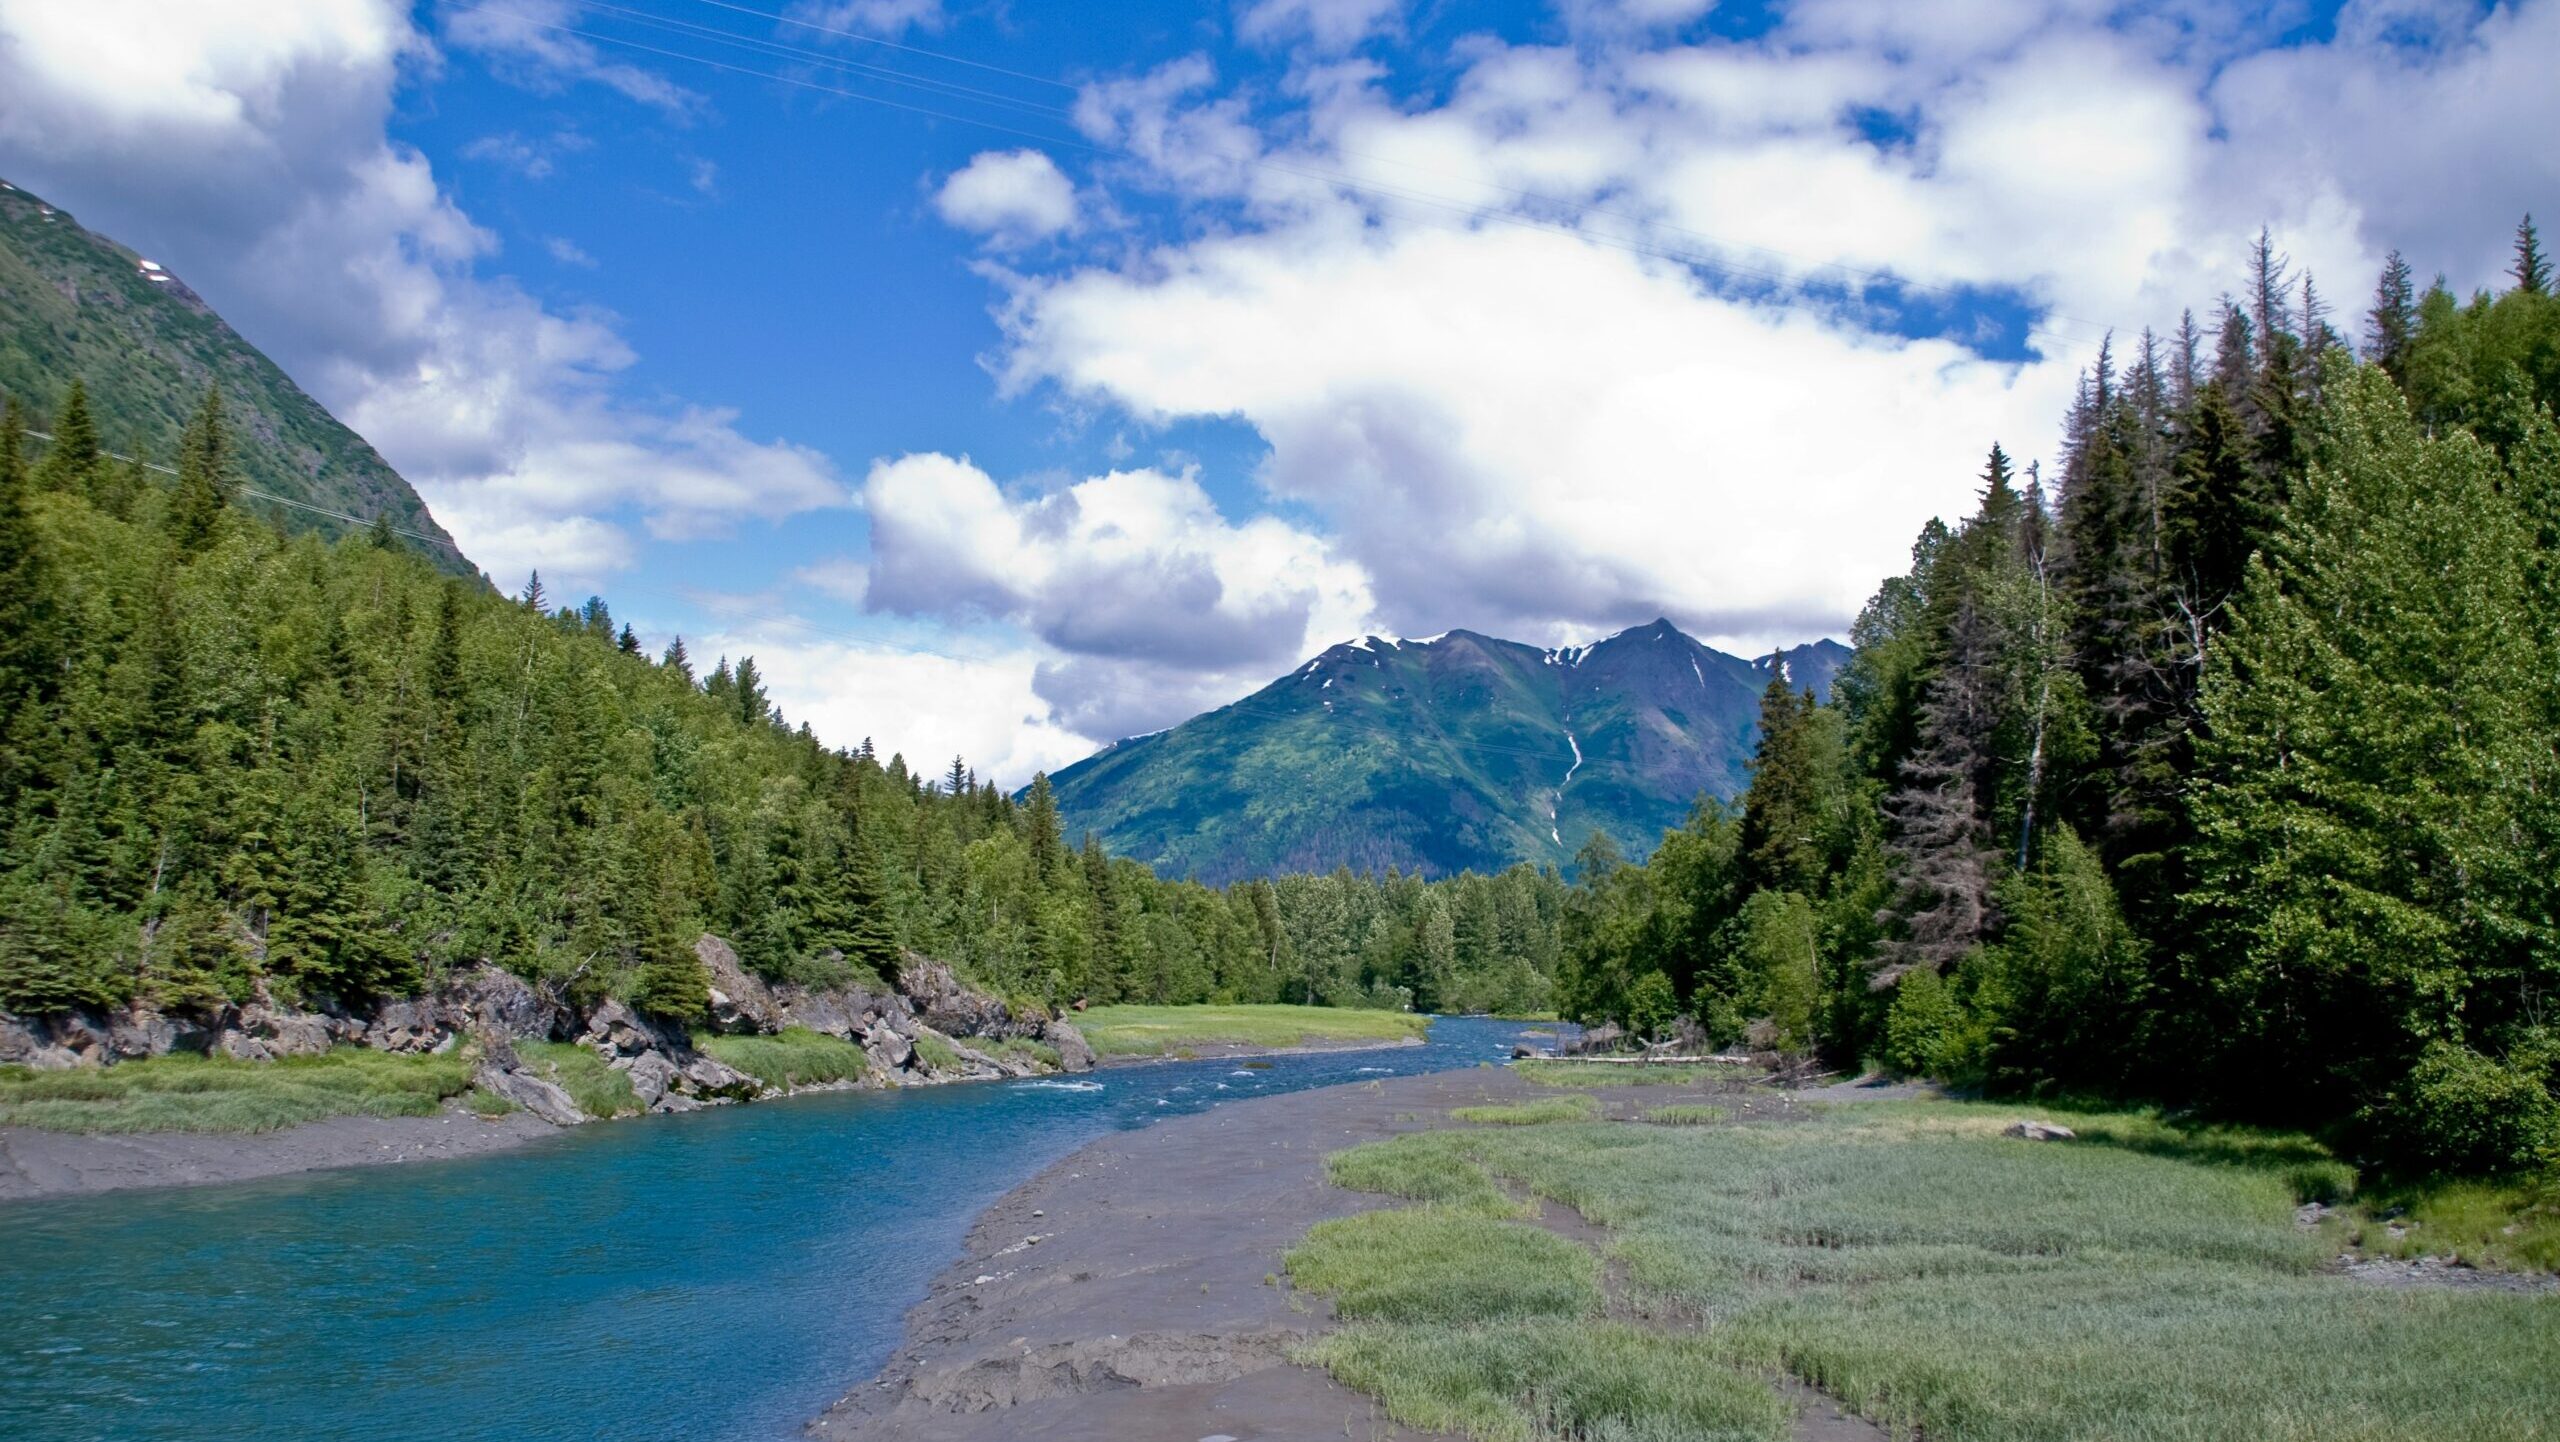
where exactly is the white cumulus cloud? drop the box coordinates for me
[933,149,1079,245]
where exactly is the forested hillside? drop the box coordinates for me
[0,392,1562,1022]
[1050,624,1850,882]
[1557,221,2560,1174]
[0,180,465,570]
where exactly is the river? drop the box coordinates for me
[2,1015,1532,1442]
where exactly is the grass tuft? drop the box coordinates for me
[1072,1004,1428,1058]
[0,1048,477,1134]
[1287,1208,1602,1325]
[1455,1094,1601,1126]
[1513,1059,1716,1088]
[976,1036,1063,1072]
[1301,1320,1790,1442]
[695,1028,868,1090]
[516,1041,639,1119]
[1643,1103,1728,1126]
[911,1032,965,1073]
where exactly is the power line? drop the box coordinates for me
[463,1,2125,352]
[21,428,467,555]
[680,0,1082,91]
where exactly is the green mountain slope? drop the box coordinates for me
[0,178,467,571]
[1049,623,1850,882]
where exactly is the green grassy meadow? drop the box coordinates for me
[1289,1096,2560,1442]
[0,1048,478,1133]
[1071,1003,1430,1058]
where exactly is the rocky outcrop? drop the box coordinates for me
[473,1043,587,1126]
[697,934,782,1034]
[1045,1021,1096,1074]
[1,934,1068,1128]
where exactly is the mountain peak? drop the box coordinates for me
[1051,619,1851,883]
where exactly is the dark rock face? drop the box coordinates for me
[0,934,1064,1125]
[697,935,782,1034]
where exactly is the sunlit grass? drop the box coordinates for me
[1073,1004,1429,1058]
[2354,1175,2560,1272]
[515,1041,638,1119]
[1303,1321,1790,1442]
[1643,1104,1728,1126]
[975,1036,1063,1072]
[0,1048,477,1133]
[1511,1059,1721,1088]
[1454,1095,1600,1126]
[1303,1098,2560,1442]
[695,1028,867,1090]
[1288,1208,1601,1325]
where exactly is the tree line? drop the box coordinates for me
[0,384,1564,1025]
[1558,219,2560,1174]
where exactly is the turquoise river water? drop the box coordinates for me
[1,1015,1530,1442]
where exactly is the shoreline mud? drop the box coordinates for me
[809,1064,1552,1442]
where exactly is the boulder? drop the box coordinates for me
[675,1053,761,1102]
[0,1011,44,1066]
[106,1007,189,1059]
[778,988,859,1040]
[213,1029,273,1063]
[364,997,450,1054]
[865,1026,916,1073]
[473,1060,587,1126]
[696,934,782,1034]
[900,953,1032,1041]
[241,1004,333,1058]
[620,1050,680,1109]
[440,964,562,1042]
[583,999,665,1058]
[2003,1120,2076,1142]
[1044,1021,1096,1074]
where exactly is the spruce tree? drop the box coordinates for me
[0,396,56,761]
[1023,772,1065,883]
[661,636,693,682]
[166,386,231,553]
[1876,596,2001,984]
[2365,250,2417,382]
[1737,667,1822,897]
[2514,214,2550,296]
[33,378,102,494]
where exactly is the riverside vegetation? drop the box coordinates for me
[1287,1068,2560,1442]
[0,378,1567,1080]
[1546,222,2560,1193]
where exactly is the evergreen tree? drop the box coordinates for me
[1023,772,1065,883]
[33,378,102,495]
[1876,598,2002,984]
[2187,365,2544,1117]
[166,386,231,553]
[2514,214,2551,296]
[1736,668,1822,898]
[2365,249,2417,382]
[0,397,56,769]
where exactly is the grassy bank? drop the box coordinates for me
[1071,1004,1429,1059]
[696,1028,869,1090]
[1291,1096,2560,1442]
[0,1048,479,1133]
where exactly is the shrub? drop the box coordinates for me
[2367,1042,2560,1175]
[1879,965,1971,1078]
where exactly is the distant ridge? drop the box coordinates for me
[0,178,470,572]
[1049,621,1851,883]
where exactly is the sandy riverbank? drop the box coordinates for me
[0,1106,559,1201]
[811,1064,1562,1442]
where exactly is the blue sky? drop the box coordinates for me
[2,0,2553,779]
